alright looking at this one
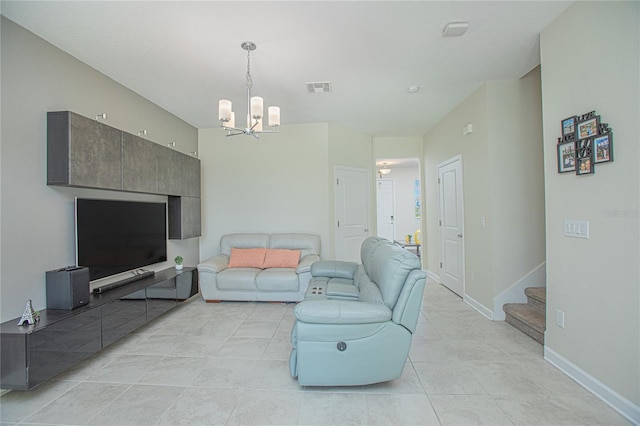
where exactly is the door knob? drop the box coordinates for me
[457,234,463,238]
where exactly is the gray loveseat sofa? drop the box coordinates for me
[197,233,321,302]
[289,236,426,386]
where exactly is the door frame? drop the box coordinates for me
[437,154,465,297]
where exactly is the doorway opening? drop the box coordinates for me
[375,158,423,261]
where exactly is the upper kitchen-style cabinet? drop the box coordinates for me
[48,111,122,190]
[122,132,159,194]
[46,111,201,239]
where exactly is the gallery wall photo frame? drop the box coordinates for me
[556,110,613,176]
[557,141,576,173]
[576,115,600,140]
[561,116,577,140]
[594,132,613,164]
[576,138,594,175]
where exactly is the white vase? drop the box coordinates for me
[175,264,183,270]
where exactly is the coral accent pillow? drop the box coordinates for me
[227,248,267,268]
[262,249,301,268]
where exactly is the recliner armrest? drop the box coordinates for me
[294,300,392,324]
[311,260,359,279]
[297,254,320,274]
[197,255,229,274]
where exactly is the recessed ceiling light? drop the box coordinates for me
[443,21,469,37]
[408,85,420,94]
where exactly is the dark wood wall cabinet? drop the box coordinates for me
[0,268,197,391]
[47,111,201,239]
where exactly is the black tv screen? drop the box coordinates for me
[75,198,167,281]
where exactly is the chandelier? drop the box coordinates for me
[218,41,280,138]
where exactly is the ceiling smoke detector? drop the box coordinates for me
[306,81,332,94]
[442,21,469,37]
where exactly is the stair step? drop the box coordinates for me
[525,287,546,309]
[503,303,545,345]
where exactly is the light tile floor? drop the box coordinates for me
[1,279,630,425]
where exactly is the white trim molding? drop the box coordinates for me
[492,262,546,321]
[464,293,493,320]
[545,346,640,425]
[426,269,440,283]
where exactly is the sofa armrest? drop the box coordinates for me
[197,255,229,274]
[310,260,359,279]
[294,300,391,324]
[296,254,320,274]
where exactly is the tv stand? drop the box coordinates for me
[93,270,155,293]
[0,267,197,391]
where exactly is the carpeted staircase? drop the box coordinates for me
[503,287,546,344]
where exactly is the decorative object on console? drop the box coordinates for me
[17,300,39,326]
[556,110,613,175]
[218,41,280,138]
[174,255,184,270]
[45,266,90,310]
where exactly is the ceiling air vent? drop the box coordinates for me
[306,81,332,94]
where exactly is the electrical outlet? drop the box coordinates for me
[556,309,565,328]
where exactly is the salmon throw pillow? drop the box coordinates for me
[227,247,267,268]
[262,249,301,268]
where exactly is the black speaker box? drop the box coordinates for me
[46,266,90,310]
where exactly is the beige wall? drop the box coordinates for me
[540,1,639,410]
[0,17,199,321]
[328,125,374,257]
[198,124,331,261]
[486,70,546,302]
[423,85,493,307]
[423,68,546,314]
[373,136,423,160]
[198,124,371,262]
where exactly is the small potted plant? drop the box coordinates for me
[174,255,184,270]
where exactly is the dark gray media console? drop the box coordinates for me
[0,267,198,391]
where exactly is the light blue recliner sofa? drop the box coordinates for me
[289,237,426,386]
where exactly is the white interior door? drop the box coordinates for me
[376,179,395,242]
[335,166,370,262]
[438,156,464,296]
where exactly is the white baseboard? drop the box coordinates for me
[464,293,493,320]
[492,262,546,321]
[426,269,440,282]
[544,346,640,425]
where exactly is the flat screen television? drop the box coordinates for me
[75,198,167,281]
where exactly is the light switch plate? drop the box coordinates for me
[564,220,589,239]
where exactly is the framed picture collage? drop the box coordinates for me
[557,110,613,175]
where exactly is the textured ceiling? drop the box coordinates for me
[1,1,572,136]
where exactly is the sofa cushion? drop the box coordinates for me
[217,268,260,290]
[256,269,299,291]
[221,234,270,256]
[263,249,300,268]
[228,247,267,268]
[269,233,321,258]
